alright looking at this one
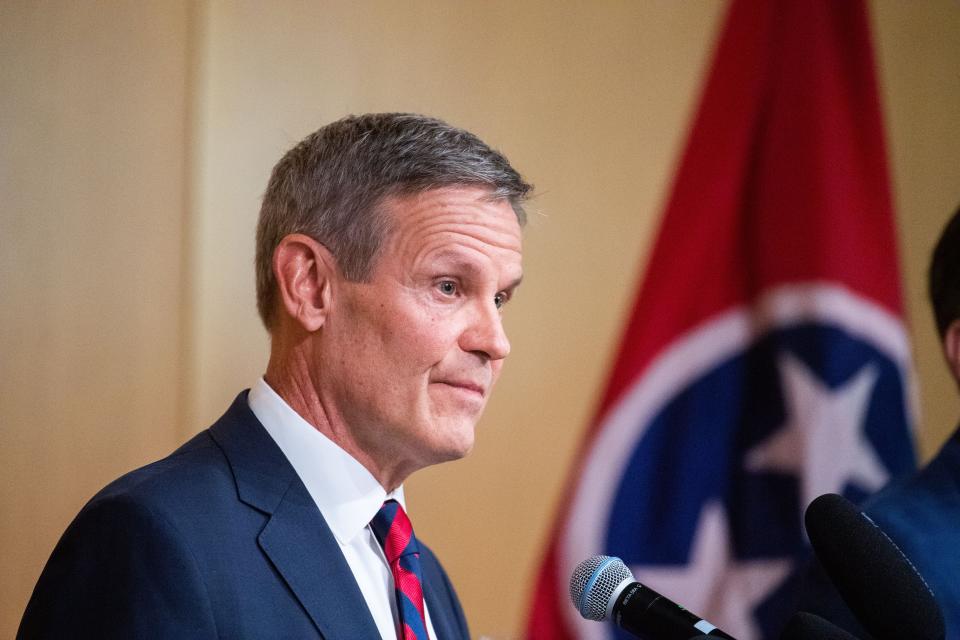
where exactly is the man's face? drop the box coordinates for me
[318,186,523,476]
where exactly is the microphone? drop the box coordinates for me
[570,555,736,639]
[804,493,944,640]
[780,612,860,639]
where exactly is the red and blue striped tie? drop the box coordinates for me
[370,499,430,640]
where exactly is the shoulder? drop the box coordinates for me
[864,431,960,535]
[91,429,231,513]
[35,427,234,587]
[18,437,224,638]
[860,432,960,634]
[89,389,274,521]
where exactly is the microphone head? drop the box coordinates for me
[569,555,634,621]
[804,493,945,640]
[780,612,860,640]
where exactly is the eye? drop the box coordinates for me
[437,280,458,296]
[494,292,508,309]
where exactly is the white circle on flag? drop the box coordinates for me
[557,283,914,640]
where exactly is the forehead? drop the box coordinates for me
[381,186,523,266]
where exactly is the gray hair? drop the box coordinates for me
[255,112,533,330]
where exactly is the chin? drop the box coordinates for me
[426,417,477,462]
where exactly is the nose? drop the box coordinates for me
[461,300,511,361]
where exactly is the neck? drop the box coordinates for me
[264,333,412,492]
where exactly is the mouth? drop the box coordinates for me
[433,380,487,399]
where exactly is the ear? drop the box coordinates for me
[272,233,335,332]
[943,318,960,385]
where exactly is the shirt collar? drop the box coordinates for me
[247,377,405,544]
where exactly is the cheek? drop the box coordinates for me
[384,310,456,366]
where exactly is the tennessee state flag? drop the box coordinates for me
[526,1,916,638]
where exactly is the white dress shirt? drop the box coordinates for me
[248,377,438,640]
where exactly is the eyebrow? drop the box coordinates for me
[505,274,524,290]
[429,251,523,290]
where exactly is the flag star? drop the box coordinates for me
[634,502,792,640]
[744,352,888,511]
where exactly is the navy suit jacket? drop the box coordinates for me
[801,426,960,639]
[19,392,470,639]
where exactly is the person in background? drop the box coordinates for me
[802,204,960,639]
[19,113,532,639]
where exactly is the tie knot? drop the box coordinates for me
[370,499,420,564]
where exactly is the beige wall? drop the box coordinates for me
[3,1,959,637]
[0,1,191,635]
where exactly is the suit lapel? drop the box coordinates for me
[258,482,382,639]
[210,392,381,639]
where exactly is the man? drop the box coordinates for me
[802,204,960,639]
[19,113,532,639]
